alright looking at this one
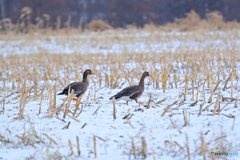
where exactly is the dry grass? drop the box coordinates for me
[0,7,240,160]
[1,8,240,35]
[87,19,113,31]
[163,10,240,31]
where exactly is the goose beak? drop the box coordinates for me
[92,73,95,75]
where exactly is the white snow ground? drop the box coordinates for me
[0,30,240,160]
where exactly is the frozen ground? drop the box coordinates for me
[0,30,240,160]
[0,30,240,56]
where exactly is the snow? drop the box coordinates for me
[0,30,240,57]
[0,30,240,160]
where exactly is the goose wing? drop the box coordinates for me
[59,82,85,96]
[110,85,139,100]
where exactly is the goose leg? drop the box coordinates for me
[135,100,144,104]
[126,101,128,105]
[72,98,78,104]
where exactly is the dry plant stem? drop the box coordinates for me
[129,149,132,160]
[184,75,188,101]
[192,80,194,101]
[222,114,235,119]
[202,102,214,111]
[131,137,136,159]
[112,97,116,119]
[96,86,105,92]
[63,89,74,119]
[210,75,213,93]
[81,123,87,129]
[230,115,236,131]
[19,87,31,118]
[189,101,198,106]
[39,85,44,114]
[223,71,226,81]
[53,84,56,109]
[73,96,82,117]
[92,106,100,115]
[203,79,206,102]
[234,96,238,108]
[2,84,6,115]
[17,80,20,90]
[174,141,183,149]
[85,90,91,106]
[57,75,65,87]
[231,71,233,100]
[49,86,52,118]
[185,75,188,90]
[44,133,58,145]
[146,93,151,109]
[18,92,24,118]
[68,139,74,156]
[168,75,173,89]
[12,76,15,90]
[219,101,231,113]
[223,71,232,91]
[200,133,206,160]
[208,80,221,103]
[96,136,106,142]
[67,114,80,122]
[125,120,134,128]
[171,101,184,110]
[198,102,204,116]
[46,148,49,160]
[200,135,212,159]
[183,110,188,126]
[128,114,134,120]
[186,134,191,160]
[174,75,177,89]
[179,92,184,98]
[235,76,238,90]
[161,101,178,117]
[52,114,66,123]
[196,81,199,101]
[122,113,130,119]
[0,87,23,103]
[156,74,160,89]
[141,137,147,158]
[206,74,210,88]
[151,147,156,160]
[184,86,187,101]
[94,87,96,102]
[213,90,220,116]
[76,136,81,156]
[221,96,240,101]
[93,135,97,158]
[55,97,68,115]
[162,72,167,93]
[34,82,38,100]
[76,105,83,118]
[156,97,167,104]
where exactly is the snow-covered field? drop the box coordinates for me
[0,29,240,160]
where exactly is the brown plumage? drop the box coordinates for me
[109,71,150,105]
[57,69,94,104]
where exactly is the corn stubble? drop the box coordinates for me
[0,8,240,159]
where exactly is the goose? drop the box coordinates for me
[57,69,94,105]
[109,71,150,105]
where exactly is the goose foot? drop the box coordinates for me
[72,98,78,104]
[135,100,144,104]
